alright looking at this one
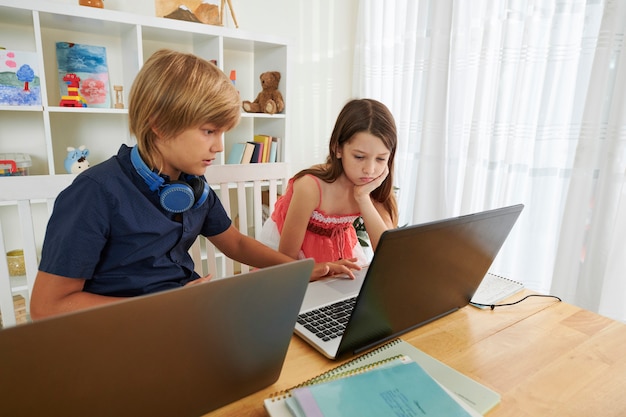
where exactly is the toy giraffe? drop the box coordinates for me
[59,73,88,107]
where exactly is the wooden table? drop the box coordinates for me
[205,291,626,416]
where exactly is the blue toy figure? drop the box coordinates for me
[65,145,90,173]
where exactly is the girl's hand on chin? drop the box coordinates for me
[354,165,389,199]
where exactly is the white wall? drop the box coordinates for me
[233,1,359,173]
[50,0,359,173]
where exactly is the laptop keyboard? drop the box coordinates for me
[297,297,356,341]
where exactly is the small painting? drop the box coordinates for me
[156,0,202,17]
[56,42,111,108]
[0,49,42,106]
[155,0,221,25]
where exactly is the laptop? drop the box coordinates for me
[0,259,314,417]
[295,204,523,359]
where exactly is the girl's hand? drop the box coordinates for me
[354,165,389,200]
[184,274,213,286]
[311,258,361,281]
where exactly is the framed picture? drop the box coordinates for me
[156,0,203,17]
[155,0,221,25]
[0,49,42,106]
[56,42,111,108]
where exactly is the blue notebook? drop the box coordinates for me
[289,358,473,417]
[264,339,497,417]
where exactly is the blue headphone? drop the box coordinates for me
[130,146,209,213]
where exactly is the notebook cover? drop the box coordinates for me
[264,338,499,416]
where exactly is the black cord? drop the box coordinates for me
[470,294,562,310]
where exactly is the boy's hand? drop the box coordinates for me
[184,274,213,286]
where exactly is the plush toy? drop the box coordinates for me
[65,145,90,173]
[242,71,284,115]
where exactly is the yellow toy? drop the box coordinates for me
[59,73,87,107]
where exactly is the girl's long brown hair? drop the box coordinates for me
[295,98,398,226]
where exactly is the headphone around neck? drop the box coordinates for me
[130,146,209,213]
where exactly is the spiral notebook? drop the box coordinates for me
[287,357,475,417]
[470,272,524,308]
[264,338,500,417]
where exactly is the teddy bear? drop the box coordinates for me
[242,71,284,115]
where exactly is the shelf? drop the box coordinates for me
[0,105,43,112]
[8,275,27,296]
[240,112,286,119]
[0,0,290,171]
[0,0,291,261]
[47,106,128,115]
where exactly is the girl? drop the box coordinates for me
[261,98,398,265]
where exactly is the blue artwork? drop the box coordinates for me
[56,42,111,108]
[0,49,42,106]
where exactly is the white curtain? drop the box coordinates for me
[354,0,626,321]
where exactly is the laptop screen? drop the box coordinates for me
[0,259,314,417]
[337,204,523,357]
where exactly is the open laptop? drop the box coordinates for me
[295,204,523,359]
[0,259,314,417]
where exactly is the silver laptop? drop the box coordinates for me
[0,259,314,417]
[295,204,523,359]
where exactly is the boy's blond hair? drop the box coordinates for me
[128,49,241,169]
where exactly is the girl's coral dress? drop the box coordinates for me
[260,175,368,265]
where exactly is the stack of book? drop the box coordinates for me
[227,134,280,164]
[264,338,500,417]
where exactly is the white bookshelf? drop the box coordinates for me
[0,0,290,173]
[0,0,291,300]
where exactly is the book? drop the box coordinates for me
[248,141,263,163]
[283,355,412,416]
[470,272,524,308]
[254,134,272,162]
[226,142,247,164]
[288,358,474,417]
[264,338,499,417]
[269,137,279,163]
[240,142,255,164]
[55,42,111,108]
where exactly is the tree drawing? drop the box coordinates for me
[16,64,35,92]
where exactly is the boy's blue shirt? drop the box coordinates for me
[39,144,232,297]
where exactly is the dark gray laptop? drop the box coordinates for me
[295,204,523,359]
[0,259,314,417]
